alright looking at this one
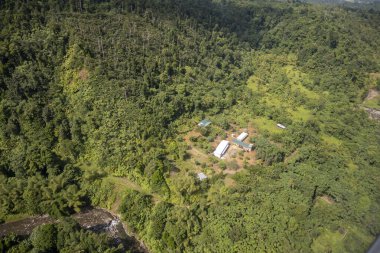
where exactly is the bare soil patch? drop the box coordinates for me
[319,195,335,205]
[365,88,379,101]
[369,72,380,79]
[79,68,89,81]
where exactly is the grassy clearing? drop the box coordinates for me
[247,65,317,125]
[263,95,314,122]
[252,117,283,134]
[288,106,313,121]
[106,176,146,194]
[262,96,283,107]
[363,97,380,110]
[247,75,267,93]
[295,84,320,100]
[106,176,164,204]
[284,65,320,100]
[322,134,342,146]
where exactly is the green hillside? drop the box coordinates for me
[0,0,379,252]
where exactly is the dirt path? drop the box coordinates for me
[188,146,209,160]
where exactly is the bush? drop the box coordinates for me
[227,160,239,170]
[119,191,153,232]
[254,137,285,165]
[30,224,57,252]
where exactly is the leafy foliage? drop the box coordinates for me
[0,219,123,253]
[0,0,379,253]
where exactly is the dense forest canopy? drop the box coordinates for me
[0,0,379,252]
[303,0,380,3]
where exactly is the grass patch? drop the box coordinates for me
[363,97,380,110]
[283,65,319,99]
[347,161,358,172]
[288,106,313,121]
[295,84,320,100]
[322,134,342,146]
[4,213,31,223]
[247,75,267,93]
[262,96,283,107]
[106,176,148,195]
[252,117,283,134]
[311,229,346,253]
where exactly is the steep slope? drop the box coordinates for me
[0,0,379,252]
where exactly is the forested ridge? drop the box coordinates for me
[0,0,379,252]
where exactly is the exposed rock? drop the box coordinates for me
[0,208,148,253]
[363,107,380,121]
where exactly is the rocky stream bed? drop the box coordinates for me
[0,208,148,253]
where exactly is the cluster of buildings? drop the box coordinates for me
[198,119,254,160]
[232,132,254,152]
[194,118,287,180]
[213,131,253,159]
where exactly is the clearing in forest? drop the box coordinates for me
[363,88,380,110]
[180,122,258,179]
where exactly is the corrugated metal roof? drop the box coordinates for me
[214,140,229,158]
[198,119,212,127]
[232,139,253,149]
[237,132,248,141]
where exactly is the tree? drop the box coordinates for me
[30,224,57,252]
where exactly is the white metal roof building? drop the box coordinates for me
[198,119,212,127]
[197,172,207,181]
[277,123,286,129]
[213,140,229,158]
[236,132,248,141]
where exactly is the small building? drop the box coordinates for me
[197,172,207,181]
[236,132,248,141]
[198,119,212,127]
[213,140,229,158]
[277,123,286,129]
[232,139,254,152]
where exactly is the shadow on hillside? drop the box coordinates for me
[56,0,293,48]
[116,0,293,47]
